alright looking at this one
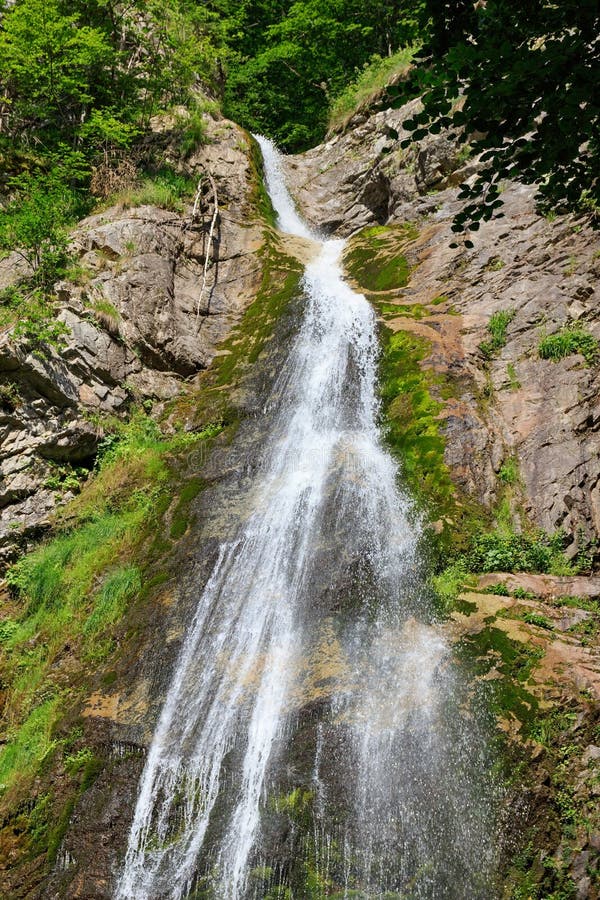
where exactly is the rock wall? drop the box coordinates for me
[286,99,600,557]
[0,116,265,567]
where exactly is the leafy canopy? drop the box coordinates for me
[390,0,600,236]
[224,0,424,150]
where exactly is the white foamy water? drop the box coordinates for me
[116,136,495,900]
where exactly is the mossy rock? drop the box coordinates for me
[343,223,417,294]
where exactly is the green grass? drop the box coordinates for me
[506,362,521,391]
[0,411,220,803]
[177,106,211,158]
[538,324,599,366]
[328,46,416,133]
[479,309,516,358]
[499,457,519,484]
[430,558,472,609]
[0,698,61,794]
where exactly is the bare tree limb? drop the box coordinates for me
[194,166,219,320]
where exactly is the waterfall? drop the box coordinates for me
[116,136,497,900]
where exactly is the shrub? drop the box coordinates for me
[538,325,598,366]
[469,529,573,575]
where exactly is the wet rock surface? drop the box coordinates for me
[0,117,264,567]
[449,583,600,898]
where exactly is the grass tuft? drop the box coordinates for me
[479,309,515,358]
[538,324,598,366]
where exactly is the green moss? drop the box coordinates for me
[377,327,476,545]
[457,626,541,727]
[379,301,429,320]
[170,477,205,539]
[248,134,277,228]
[212,241,303,388]
[344,223,417,293]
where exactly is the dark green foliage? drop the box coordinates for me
[469,530,572,575]
[223,0,425,150]
[391,0,600,234]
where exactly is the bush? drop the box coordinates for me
[538,325,599,366]
[0,172,80,287]
[469,530,573,575]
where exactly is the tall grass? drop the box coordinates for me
[328,46,416,134]
[118,169,198,212]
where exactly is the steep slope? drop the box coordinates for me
[286,98,600,558]
[0,96,598,900]
[0,115,265,569]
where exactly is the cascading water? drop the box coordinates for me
[116,136,498,900]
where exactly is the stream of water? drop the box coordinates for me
[115,137,498,900]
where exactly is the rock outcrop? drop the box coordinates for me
[287,100,600,558]
[0,116,265,566]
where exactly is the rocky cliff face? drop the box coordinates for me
[286,99,600,559]
[0,98,598,900]
[0,115,265,568]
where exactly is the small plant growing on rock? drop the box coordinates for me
[479,309,516,358]
[483,582,510,596]
[513,587,536,600]
[522,611,553,630]
[499,457,519,484]
[506,362,521,391]
[0,381,20,412]
[538,324,599,366]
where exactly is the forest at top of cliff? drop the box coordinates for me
[0,0,597,273]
